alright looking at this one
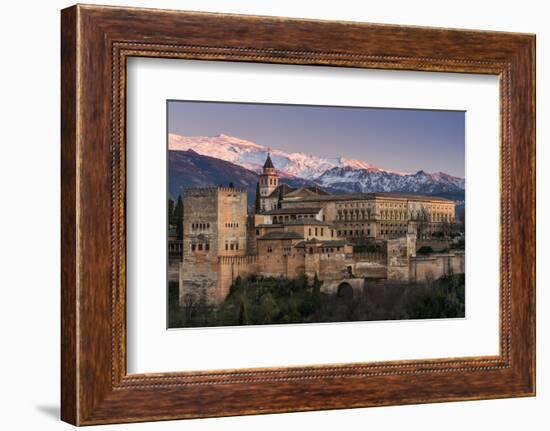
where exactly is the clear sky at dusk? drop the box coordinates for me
[168,100,465,177]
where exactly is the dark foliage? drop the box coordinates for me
[255,182,261,214]
[168,273,465,328]
[174,195,184,240]
[417,246,434,254]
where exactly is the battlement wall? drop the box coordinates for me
[410,251,465,283]
[219,255,259,265]
[217,255,261,302]
[184,186,247,196]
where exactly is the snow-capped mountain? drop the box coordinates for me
[316,167,465,195]
[169,133,380,179]
[168,133,464,199]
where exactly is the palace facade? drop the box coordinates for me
[179,155,463,305]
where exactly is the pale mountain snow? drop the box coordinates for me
[168,133,464,194]
[168,133,383,179]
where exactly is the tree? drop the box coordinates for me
[174,194,184,240]
[297,272,308,289]
[238,298,249,325]
[416,206,430,239]
[312,273,322,310]
[417,246,434,255]
[255,181,261,213]
[277,185,284,209]
[168,198,175,226]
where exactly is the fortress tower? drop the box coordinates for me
[258,153,278,198]
[179,186,248,305]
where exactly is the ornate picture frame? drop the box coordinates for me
[61,4,535,425]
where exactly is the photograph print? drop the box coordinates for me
[167,101,465,329]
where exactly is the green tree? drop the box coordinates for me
[297,272,308,289]
[255,182,261,213]
[168,198,175,226]
[174,195,184,240]
[238,298,249,325]
[277,185,284,208]
[312,272,322,310]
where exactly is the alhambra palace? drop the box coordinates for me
[175,155,464,305]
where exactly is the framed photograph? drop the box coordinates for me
[61,4,535,425]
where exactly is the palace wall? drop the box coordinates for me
[350,252,387,278]
[409,251,465,283]
[216,255,261,302]
[386,232,417,281]
[179,249,219,305]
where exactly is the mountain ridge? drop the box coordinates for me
[168,133,465,202]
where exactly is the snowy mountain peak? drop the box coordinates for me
[167,133,464,196]
[168,133,385,179]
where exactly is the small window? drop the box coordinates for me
[236,243,239,250]
[191,244,196,251]
[225,244,228,250]
[205,244,210,251]
[198,244,203,251]
[230,244,234,250]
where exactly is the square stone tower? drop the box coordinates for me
[179,187,248,305]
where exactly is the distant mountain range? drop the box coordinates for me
[168,150,315,205]
[168,133,465,204]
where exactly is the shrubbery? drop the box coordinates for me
[417,246,434,254]
[168,273,465,328]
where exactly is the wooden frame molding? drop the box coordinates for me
[61,4,535,425]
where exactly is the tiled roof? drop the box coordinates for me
[283,219,333,226]
[257,231,304,240]
[294,239,348,248]
[263,207,321,215]
[285,192,453,203]
[285,186,330,198]
[266,184,295,198]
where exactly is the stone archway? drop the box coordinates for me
[337,282,354,300]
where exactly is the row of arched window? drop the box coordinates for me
[337,209,373,221]
[224,242,239,251]
[190,243,210,252]
[260,177,277,186]
[338,229,371,237]
[191,222,210,230]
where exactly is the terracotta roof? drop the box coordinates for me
[285,192,454,203]
[283,219,334,226]
[263,207,321,215]
[266,184,295,198]
[294,239,348,248]
[257,231,304,240]
[284,186,330,198]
